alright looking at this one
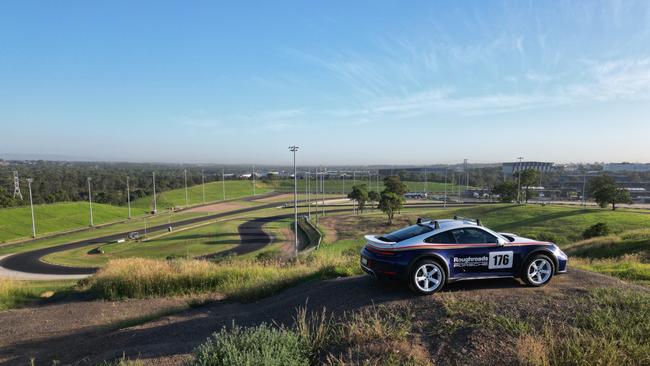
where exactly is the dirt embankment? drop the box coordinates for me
[0,269,641,365]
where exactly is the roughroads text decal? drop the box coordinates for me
[453,255,488,268]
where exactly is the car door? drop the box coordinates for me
[448,228,513,277]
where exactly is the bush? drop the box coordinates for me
[583,222,610,239]
[191,323,309,366]
[255,249,283,264]
[533,232,562,244]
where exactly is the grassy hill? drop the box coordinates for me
[130,180,273,213]
[0,202,130,243]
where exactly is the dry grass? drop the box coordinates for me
[82,255,356,301]
[0,279,22,310]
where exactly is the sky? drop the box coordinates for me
[1,0,650,165]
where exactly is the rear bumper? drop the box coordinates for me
[360,247,409,280]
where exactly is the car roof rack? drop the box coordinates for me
[453,215,482,226]
[417,217,440,229]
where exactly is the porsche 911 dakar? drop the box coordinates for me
[359,216,568,294]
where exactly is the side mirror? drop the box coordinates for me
[497,237,508,246]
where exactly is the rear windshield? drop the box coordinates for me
[379,224,433,243]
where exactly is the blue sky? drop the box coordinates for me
[1,1,649,165]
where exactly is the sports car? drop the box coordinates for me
[359,216,568,294]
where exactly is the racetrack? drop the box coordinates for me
[0,202,490,277]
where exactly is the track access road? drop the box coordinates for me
[0,199,493,276]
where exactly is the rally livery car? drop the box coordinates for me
[360,216,568,294]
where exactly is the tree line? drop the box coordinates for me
[0,161,227,208]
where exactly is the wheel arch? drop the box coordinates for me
[522,249,558,274]
[408,252,450,278]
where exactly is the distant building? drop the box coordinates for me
[502,161,553,176]
[603,163,650,173]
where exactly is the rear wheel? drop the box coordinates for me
[409,259,445,295]
[522,255,554,287]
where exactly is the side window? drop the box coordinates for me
[424,231,457,244]
[451,228,498,244]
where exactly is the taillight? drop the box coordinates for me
[366,246,397,256]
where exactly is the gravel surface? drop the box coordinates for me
[0,269,638,365]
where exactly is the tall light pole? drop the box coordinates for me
[342,173,345,194]
[306,170,311,220]
[201,169,205,204]
[152,172,157,214]
[252,165,256,196]
[289,146,299,258]
[126,176,131,219]
[517,157,524,204]
[27,178,36,237]
[87,177,94,227]
[184,169,189,207]
[424,168,428,197]
[444,166,448,208]
[222,168,226,201]
[582,173,587,207]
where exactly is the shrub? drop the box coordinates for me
[191,323,309,366]
[583,222,610,239]
[533,232,561,244]
[255,249,283,264]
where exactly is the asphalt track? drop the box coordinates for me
[0,200,492,276]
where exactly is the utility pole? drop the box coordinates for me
[87,177,94,227]
[517,157,524,204]
[342,173,345,195]
[321,167,325,215]
[424,168,427,197]
[222,168,226,201]
[184,169,189,207]
[126,176,131,219]
[201,169,205,204]
[152,172,157,214]
[289,146,299,258]
[27,178,36,237]
[315,170,319,226]
[13,171,23,200]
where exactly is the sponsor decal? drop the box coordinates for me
[453,255,489,268]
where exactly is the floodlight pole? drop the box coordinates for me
[444,166,448,208]
[27,178,36,237]
[424,168,427,196]
[87,177,94,227]
[184,169,189,207]
[201,169,205,204]
[306,170,311,220]
[252,165,256,196]
[517,157,524,204]
[126,176,131,219]
[222,168,226,201]
[342,173,345,195]
[289,146,299,258]
[582,173,587,207]
[152,172,157,214]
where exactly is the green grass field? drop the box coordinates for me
[130,180,274,212]
[0,202,130,243]
[43,219,243,267]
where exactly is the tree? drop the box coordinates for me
[368,190,380,209]
[378,191,404,224]
[348,184,369,214]
[492,181,517,202]
[589,175,633,210]
[519,169,540,203]
[383,176,407,196]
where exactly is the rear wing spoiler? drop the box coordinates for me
[364,235,396,245]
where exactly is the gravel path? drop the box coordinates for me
[0,269,639,365]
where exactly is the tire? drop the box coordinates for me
[522,254,554,287]
[408,259,446,295]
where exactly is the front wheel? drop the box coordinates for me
[409,260,446,295]
[522,255,554,287]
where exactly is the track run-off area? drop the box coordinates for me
[0,194,492,277]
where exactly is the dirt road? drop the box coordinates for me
[0,269,640,365]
